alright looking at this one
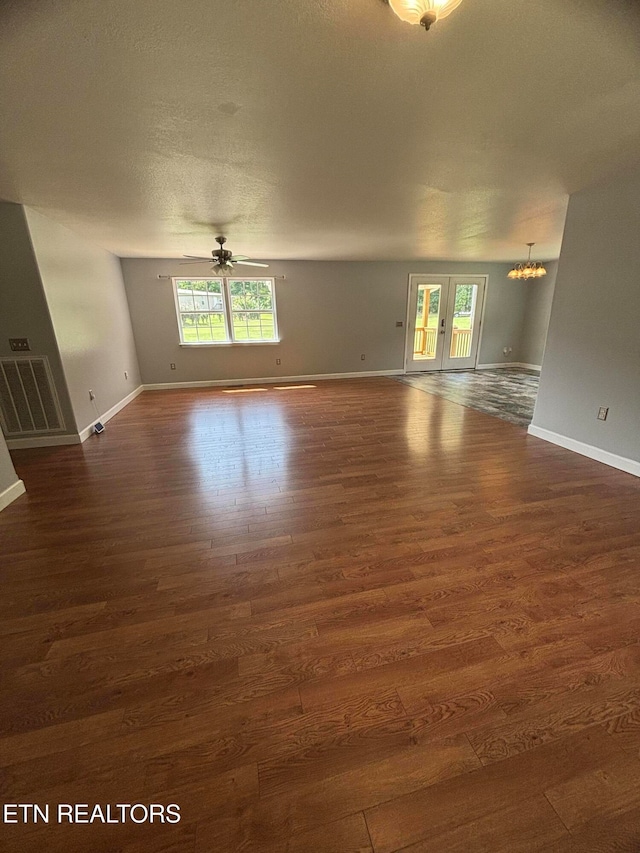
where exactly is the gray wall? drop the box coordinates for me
[122,259,526,385]
[532,166,640,463]
[0,429,20,496]
[25,209,142,433]
[0,202,76,435]
[519,260,558,368]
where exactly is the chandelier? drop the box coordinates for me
[387,0,464,30]
[508,243,547,280]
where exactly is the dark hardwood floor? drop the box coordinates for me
[2,378,640,852]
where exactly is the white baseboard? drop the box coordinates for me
[78,385,144,441]
[8,386,144,448]
[476,362,519,369]
[143,371,403,391]
[527,424,640,478]
[0,478,26,512]
[6,433,82,449]
[476,362,541,371]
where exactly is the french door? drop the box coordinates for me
[404,275,486,372]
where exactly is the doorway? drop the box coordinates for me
[405,275,487,372]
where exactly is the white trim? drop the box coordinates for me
[475,276,490,371]
[0,478,26,511]
[476,362,519,369]
[527,425,640,478]
[77,385,144,441]
[6,433,82,449]
[476,362,540,371]
[476,361,533,370]
[143,370,404,391]
[179,341,281,347]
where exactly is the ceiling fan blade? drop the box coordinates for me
[230,255,250,261]
[234,261,270,268]
[182,255,212,260]
[179,260,214,265]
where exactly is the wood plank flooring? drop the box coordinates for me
[2,378,640,852]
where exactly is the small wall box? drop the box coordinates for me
[94,422,105,434]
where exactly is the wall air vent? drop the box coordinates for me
[0,357,65,436]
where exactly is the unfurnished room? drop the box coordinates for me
[1,1,640,851]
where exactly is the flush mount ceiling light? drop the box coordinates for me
[508,243,547,280]
[387,0,464,30]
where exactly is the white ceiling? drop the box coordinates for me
[1,0,640,261]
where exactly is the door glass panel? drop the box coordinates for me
[449,284,478,359]
[413,284,441,361]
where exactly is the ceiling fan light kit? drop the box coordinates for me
[387,0,464,30]
[508,243,547,280]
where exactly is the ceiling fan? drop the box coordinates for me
[180,236,269,273]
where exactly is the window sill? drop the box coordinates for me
[179,340,281,347]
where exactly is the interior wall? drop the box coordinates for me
[0,428,21,496]
[25,208,142,433]
[122,258,526,385]
[518,260,558,368]
[0,202,76,435]
[531,164,640,464]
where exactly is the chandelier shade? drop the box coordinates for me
[508,243,547,280]
[387,0,464,29]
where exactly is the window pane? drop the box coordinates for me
[257,281,274,311]
[228,280,273,314]
[180,311,228,343]
[197,322,214,342]
[232,310,275,341]
[193,292,209,311]
[449,284,478,359]
[180,313,200,344]
[413,284,441,361]
[178,294,195,311]
[210,313,228,341]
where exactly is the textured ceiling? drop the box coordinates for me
[1,0,640,261]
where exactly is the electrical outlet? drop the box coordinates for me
[276,358,281,365]
[124,370,128,380]
[9,338,30,352]
[361,354,366,361]
[396,321,403,328]
[89,389,95,401]
[597,407,609,421]
[170,363,176,370]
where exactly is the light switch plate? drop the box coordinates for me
[9,338,30,352]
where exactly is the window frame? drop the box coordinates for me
[172,276,279,346]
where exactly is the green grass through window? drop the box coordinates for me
[181,313,276,343]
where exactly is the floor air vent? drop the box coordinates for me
[0,357,65,436]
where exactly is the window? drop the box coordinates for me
[173,278,278,345]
